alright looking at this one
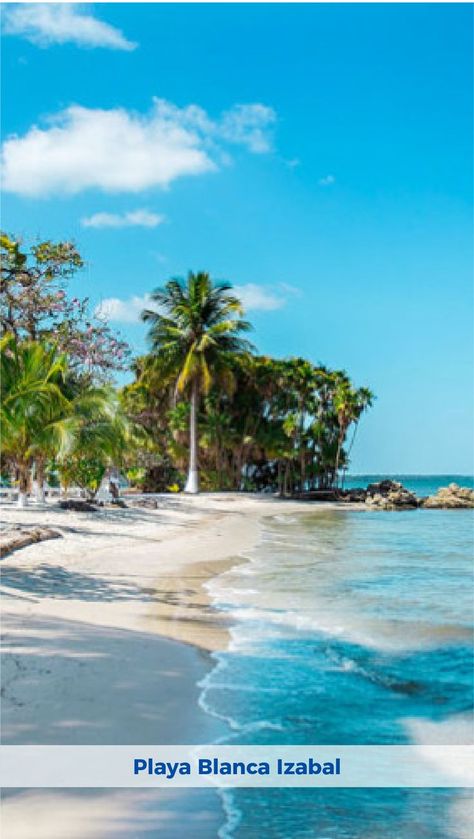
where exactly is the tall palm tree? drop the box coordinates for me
[333,379,374,487]
[141,271,252,493]
[341,386,374,488]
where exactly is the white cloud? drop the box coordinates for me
[81,209,164,229]
[219,104,276,153]
[95,282,290,325]
[319,174,335,186]
[95,294,153,324]
[278,282,302,297]
[2,3,137,51]
[234,284,286,312]
[1,98,276,197]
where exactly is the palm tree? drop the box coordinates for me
[1,333,130,505]
[56,388,134,499]
[141,271,252,493]
[333,379,374,488]
[341,386,374,488]
[1,334,70,506]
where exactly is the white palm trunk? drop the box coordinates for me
[34,461,46,503]
[35,482,46,503]
[184,380,199,494]
[18,466,29,507]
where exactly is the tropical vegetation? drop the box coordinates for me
[1,234,374,501]
[1,333,131,505]
[141,272,253,493]
[1,233,129,382]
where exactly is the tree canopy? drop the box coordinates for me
[1,236,375,498]
[1,233,130,382]
[141,271,253,492]
[124,349,374,494]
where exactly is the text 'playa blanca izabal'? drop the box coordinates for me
[133,757,342,779]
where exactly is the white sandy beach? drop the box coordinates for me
[0,493,324,838]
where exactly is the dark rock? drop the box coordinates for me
[128,497,159,509]
[366,480,403,497]
[365,480,419,510]
[340,488,367,502]
[58,499,97,512]
[291,490,341,502]
[111,498,127,508]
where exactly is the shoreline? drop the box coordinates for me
[0,494,335,746]
[0,494,335,839]
[0,493,336,654]
[0,493,332,837]
[1,493,472,837]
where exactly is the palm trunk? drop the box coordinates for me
[283,461,289,496]
[277,461,282,497]
[300,450,305,492]
[18,464,30,508]
[35,459,46,503]
[184,379,199,494]
[342,422,359,489]
[334,430,344,489]
[216,442,223,489]
[310,439,316,490]
[234,443,244,490]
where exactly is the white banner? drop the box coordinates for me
[1,745,473,788]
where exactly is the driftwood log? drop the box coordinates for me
[0,527,62,558]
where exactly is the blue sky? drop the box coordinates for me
[2,3,473,473]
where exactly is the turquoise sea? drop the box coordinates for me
[200,477,474,838]
[343,474,474,498]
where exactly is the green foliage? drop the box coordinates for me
[1,333,136,499]
[125,346,375,494]
[58,457,106,497]
[1,246,375,498]
[125,467,147,487]
[1,333,70,492]
[1,233,129,382]
[142,271,254,492]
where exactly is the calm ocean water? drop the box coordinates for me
[200,477,474,839]
[344,474,474,497]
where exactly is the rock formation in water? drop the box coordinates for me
[422,483,474,509]
[364,480,419,510]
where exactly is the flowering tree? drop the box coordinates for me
[1,233,130,381]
